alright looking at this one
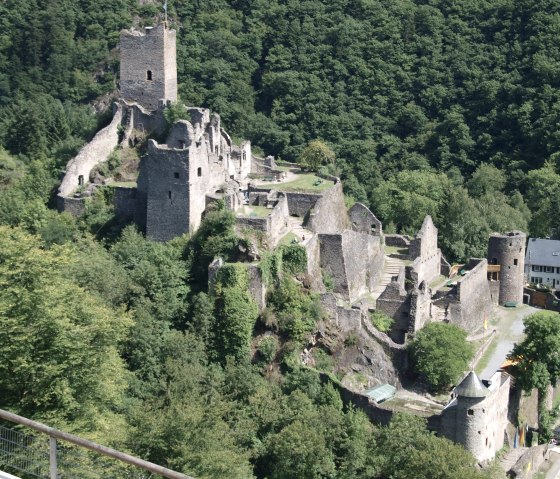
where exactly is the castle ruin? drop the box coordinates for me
[54,20,532,466]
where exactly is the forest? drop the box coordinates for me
[0,0,557,477]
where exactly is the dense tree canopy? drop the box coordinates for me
[409,322,474,391]
[0,0,556,476]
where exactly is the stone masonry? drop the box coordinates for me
[120,23,177,110]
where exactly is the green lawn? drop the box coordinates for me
[277,173,333,192]
[278,232,299,246]
[107,181,137,188]
[237,205,271,217]
[385,245,410,256]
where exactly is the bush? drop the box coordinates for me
[258,335,279,363]
[371,312,394,333]
[408,323,474,392]
[280,244,307,275]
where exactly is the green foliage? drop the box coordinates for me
[376,413,487,479]
[409,323,474,392]
[213,264,259,362]
[185,205,241,286]
[268,276,322,342]
[370,312,394,333]
[163,101,190,131]
[259,249,283,287]
[509,311,560,441]
[322,269,334,292]
[257,335,279,363]
[0,226,130,433]
[298,140,335,171]
[280,244,307,275]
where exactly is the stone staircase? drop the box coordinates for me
[499,447,528,474]
[287,216,313,245]
[370,255,405,304]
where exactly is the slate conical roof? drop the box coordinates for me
[455,371,489,398]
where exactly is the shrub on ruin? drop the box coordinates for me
[280,244,307,275]
[213,264,259,362]
[268,276,322,342]
[408,322,474,392]
[370,312,394,333]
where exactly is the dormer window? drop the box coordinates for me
[147,70,153,81]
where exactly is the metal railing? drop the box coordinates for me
[0,409,193,479]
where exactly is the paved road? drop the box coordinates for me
[479,305,538,380]
[545,449,560,479]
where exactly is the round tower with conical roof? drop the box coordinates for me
[454,371,492,460]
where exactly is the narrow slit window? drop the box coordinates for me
[197,167,202,177]
[168,191,172,200]
[514,259,518,266]
[174,172,180,179]
[147,70,153,81]
[78,175,84,186]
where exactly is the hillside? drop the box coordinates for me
[0,1,553,478]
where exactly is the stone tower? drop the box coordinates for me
[453,372,491,461]
[120,23,177,111]
[487,231,526,305]
[440,371,510,462]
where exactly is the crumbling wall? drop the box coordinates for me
[58,103,123,199]
[306,182,350,234]
[409,281,432,335]
[285,192,321,217]
[349,202,382,236]
[319,231,384,303]
[269,194,289,245]
[377,267,409,325]
[304,234,325,292]
[408,216,441,285]
[56,196,86,216]
[385,234,411,247]
[450,258,494,333]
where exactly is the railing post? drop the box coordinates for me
[49,436,57,479]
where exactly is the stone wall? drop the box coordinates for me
[319,231,384,303]
[408,216,441,285]
[285,191,322,217]
[56,196,85,216]
[114,186,137,220]
[247,264,266,312]
[408,282,432,335]
[120,23,177,110]
[58,103,123,199]
[385,234,411,247]
[235,194,289,246]
[306,182,351,234]
[376,267,411,343]
[135,140,191,241]
[304,234,325,292]
[441,372,510,462]
[450,258,494,333]
[509,445,549,479]
[349,202,382,236]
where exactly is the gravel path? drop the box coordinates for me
[478,305,537,380]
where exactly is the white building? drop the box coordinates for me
[525,238,560,288]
